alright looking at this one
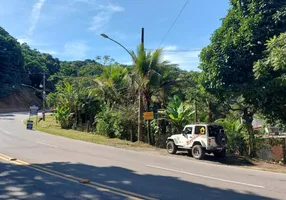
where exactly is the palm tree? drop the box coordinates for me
[130,44,172,143]
[130,44,163,110]
[94,64,128,107]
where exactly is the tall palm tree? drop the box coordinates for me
[130,44,171,143]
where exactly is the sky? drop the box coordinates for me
[0,0,230,71]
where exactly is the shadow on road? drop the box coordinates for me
[175,151,254,166]
[0,114,15,117]
[0,161,272,200]
[0,114,16,120]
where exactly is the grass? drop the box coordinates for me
[25,115,154,150]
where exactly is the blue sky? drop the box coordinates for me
[0,0,230,71]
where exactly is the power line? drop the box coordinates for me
[146,48,201,52]
[157,0,189,49]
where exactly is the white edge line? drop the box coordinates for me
[3,130,11,134]
[36,141,58,148]
[146,164,265,189]
[163,153,286,176]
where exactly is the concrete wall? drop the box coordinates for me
[271,145,284,161]
[257,142,285,162]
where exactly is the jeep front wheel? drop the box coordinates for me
[192,145,205,160]
[166,140,177,154]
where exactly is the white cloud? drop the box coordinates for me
[162,45,201,71]
[39,49,59,55]
[63,41,89,60]
[74,0,89,2]
[28,0,46,36]
[88,3,124,32]
[18,37,33,44]
[97,3,124,12]
[17,37,48,46]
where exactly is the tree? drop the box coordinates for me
[0,26,25,97]
[254,33,286,123]
[21,43,60,90]
[151,64,183,135]
[49,78,101,130]
[94,64,129,107]
[130,44,172,143]
[50,59,103,83]
[200,0,286,156]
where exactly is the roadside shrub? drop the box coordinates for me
[95,107,115,138]
[54,106,73,129]
[154,134,168,148]
[226,131,248,155]
[216,118,248,155]
[95,104,137,141]
[96,119,115,138]
[113,118,130,140]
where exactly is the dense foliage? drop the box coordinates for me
[21,43,60,90]
[254,33,286,124]
[200,0,286,156]
[0,27,25,97]
[1,0,286,158]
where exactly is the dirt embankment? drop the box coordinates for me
[0,88,42,113]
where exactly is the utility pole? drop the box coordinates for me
[42,73,46,121]
[141,27,150,144]
[138,28,144,141]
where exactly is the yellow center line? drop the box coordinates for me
[0,153,157,200]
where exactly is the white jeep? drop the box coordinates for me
[166,124,227,160]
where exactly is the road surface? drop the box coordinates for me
[0,113,285,200]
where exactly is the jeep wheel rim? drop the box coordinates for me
[193,147,200,157]
[167,143,173,152]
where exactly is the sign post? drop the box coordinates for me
[144,112,154,144]
[27,105,39,130]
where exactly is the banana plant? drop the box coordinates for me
[165,95,195,134]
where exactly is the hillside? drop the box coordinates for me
[0,87,42,113]
[0,26,105,112]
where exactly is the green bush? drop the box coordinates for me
[96,119,115,138]
[54,106,73,129]
[113,119,130,140]
[216,118,248,155]
[95,106,115,138]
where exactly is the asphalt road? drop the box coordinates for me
[0,113,286,200]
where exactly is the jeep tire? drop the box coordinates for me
[214,149,226,159]
[192,145,205,160]
[166,140,177,154]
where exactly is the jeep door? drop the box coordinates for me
[183,127,194,147]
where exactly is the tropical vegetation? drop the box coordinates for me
[1,0,286,158]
